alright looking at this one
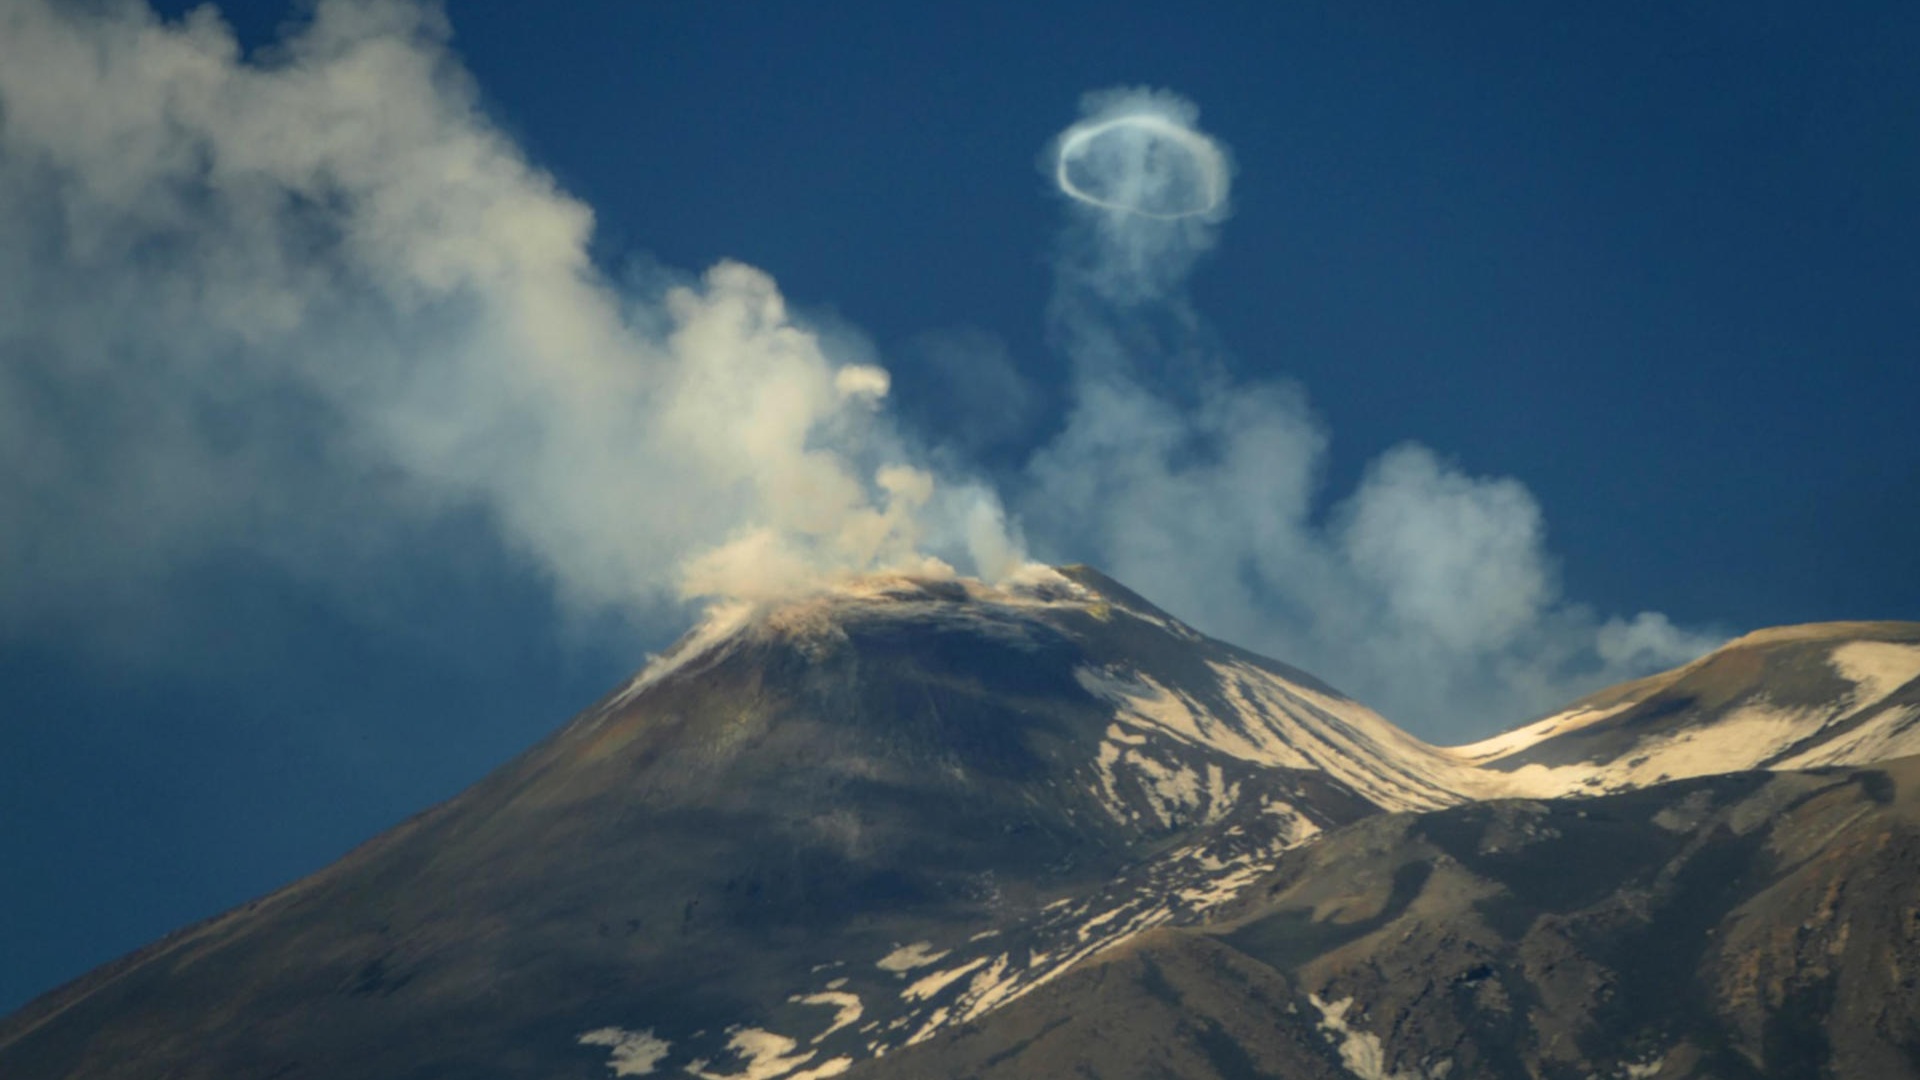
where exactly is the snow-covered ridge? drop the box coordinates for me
[1068,610,1920,810]
[1076,659,1477,814]
[601,573,1920,816]
[1448,636,1920,798]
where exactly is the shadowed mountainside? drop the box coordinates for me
[3,567,1916,1080]
[860,756,1920,1079]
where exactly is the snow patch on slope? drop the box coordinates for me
[1775,705,1920,769]
[1496,703,1822,798]
[1090,739,1215,827]
[902,958,989,1002]
[1446,639,1920,797]
[1831,641,1920,706]
[875,942,949,973]
[784,1058,854,1080]
[577,1027,672,1077]
[1309,995,1426,1080]
[789,992,863,1043]
[1449,701,1636,764]
[686,1028,819,1080]
[1076,659,1474,813]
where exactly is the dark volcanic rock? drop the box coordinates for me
[0,570,1416,1080]
[863,758,1920,1080]
[847,929,1351,1080]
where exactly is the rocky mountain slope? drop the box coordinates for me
[2,566,1916,1080]
[865,757,1920,1079]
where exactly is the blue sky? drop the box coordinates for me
[2,0,1916,1012]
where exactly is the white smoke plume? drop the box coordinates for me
[1024,88,1722,736]
[0,0,1019,655]
[0,1,1719,739]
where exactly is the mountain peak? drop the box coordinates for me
[611,564,1190,709]
[0,564,1455,1078]
[1721,618,1920,650]
[734,563,1181,636]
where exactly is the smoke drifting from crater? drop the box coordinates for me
[0,5,1716,736]
[0,0,1020,657]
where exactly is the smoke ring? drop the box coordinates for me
[1054,113,1227,220]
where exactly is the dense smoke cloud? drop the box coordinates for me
[0,0,1017,654]
[1023,89,1720,735]
[0,2,1718,738]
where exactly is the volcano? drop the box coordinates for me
[4,567,1918,1080]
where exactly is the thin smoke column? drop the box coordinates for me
[1023,88,1719,738]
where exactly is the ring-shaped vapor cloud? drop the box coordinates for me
[1043,89,1235,307]
[1027,86,1723,737]
[1054,113,1229,220]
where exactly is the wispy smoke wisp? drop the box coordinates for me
[1023,89,1721,737]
